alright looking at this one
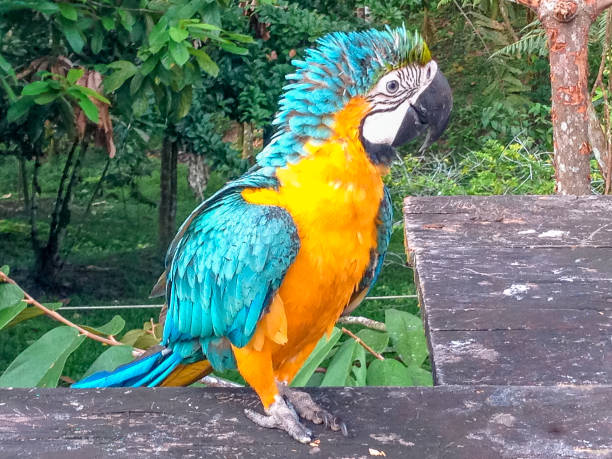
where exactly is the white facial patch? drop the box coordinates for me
[362,60,439,146]
[361,98,412,145]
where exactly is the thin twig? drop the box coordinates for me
[201,375,243,387]
[337,316,386,331]
[0,272,142,353]
[341,327,384,360]
[453,0,490,54]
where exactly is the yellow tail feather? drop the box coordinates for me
[159,360,213,387]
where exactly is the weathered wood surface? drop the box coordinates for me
[1,386,611,458]
[403,195,612,386]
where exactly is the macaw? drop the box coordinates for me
[73,26,452,443]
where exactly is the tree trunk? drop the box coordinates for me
[34,139,86,285]
[158,136,178,253]
[18,155,29,213]
[516,0,612,194]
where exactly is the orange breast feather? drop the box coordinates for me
[240,97,385,380]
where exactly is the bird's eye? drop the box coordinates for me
[386,80,399,93]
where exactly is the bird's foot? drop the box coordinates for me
[281,386,348,436]
[244,396,313,444]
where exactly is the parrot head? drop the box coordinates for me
[258,26,452,168]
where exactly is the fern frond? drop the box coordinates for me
[490,27,547,58]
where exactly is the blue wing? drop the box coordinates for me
[343,186,393,315]
[155,169,300,370]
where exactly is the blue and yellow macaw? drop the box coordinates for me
[74,26,452,442]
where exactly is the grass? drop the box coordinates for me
[0,152,419,381]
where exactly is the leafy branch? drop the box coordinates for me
[0,269,139,352]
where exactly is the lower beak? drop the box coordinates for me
[392,70,453,152]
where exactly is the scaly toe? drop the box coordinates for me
[282,387,349,436]
[244,398,312,444]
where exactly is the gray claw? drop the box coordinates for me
[281,386,349,436]
[244,397,312,444]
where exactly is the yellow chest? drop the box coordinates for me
[241,97,386,362]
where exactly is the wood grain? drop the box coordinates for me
[404,196,612,386]
[0,386,610,458]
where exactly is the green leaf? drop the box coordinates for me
[186,23,222,31]
[175,85,192,120]
[366,359,412,386]
[291,327,341,387]
[7,97,34,122]
[91,26,104,54]
[0,54,15,76]
[305,372,324,387]
[104,60,138,92]
[73,86,110,104]
[34,92,60,105]
[67,68,84,85]
[220,42,248,55]
[189,49,218,77]
[118,9,135,31]
[22,81,50,96]
[169,41,190,67]
[61,20,85,53]
[351,343,367,386]
[0,302,27,331]
[385,309,422,332]
[148,17,169,51]
[6,96,32,120]
[5,302,63,328]
[395,330,429,367]
[129,72,145,96]
[385,309,428,366]
[58,2,77,20]
[0,326,85,387]
[169,26,188,42]
[101,15,115,31]
[0,282,24,307]
[223,31,255,44]
[120,329,159,349]
[0,0,59,14]
[320,339,356,386]
[0,266,8,275]
[131,92,149,118]
[0,282,27,330]
[356,329,389,354]
[82,345,134,379]
[81,315,125,336]
[406,365,433,386]
[120,329,146,346]
[77,96,98,123]
[140,56,158,76]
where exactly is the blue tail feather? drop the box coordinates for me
[72,349,181,388]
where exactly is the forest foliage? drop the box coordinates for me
[0,0,610,388]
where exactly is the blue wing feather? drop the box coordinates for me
[369,186,393,292]
[161,168,300,370]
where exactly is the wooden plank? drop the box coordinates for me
[427,329,610,385]
[404,195,612,250]
[403,196,612,387]
[417,247,612,314]
[0,386,611,458]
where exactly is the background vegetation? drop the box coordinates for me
[0,0,609,388]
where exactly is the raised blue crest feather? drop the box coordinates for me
[257,25,431,169]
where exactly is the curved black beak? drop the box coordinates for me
[392,70,452,153]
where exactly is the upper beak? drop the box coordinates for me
[392,70,453,152]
